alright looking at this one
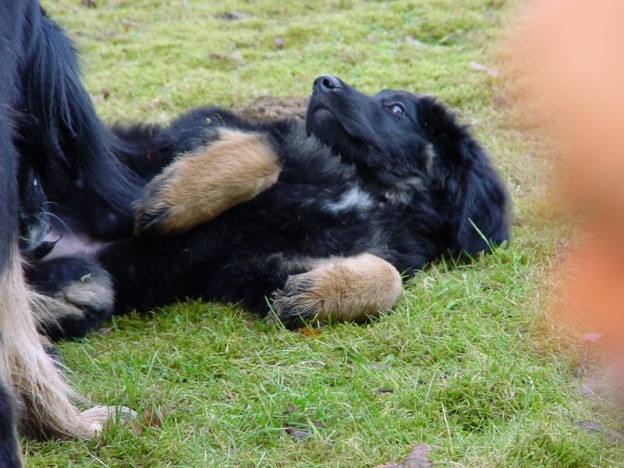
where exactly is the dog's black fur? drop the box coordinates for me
[0,2,23,461]
[13,1,142,252]
[9,1,141,334]
[26,76,510,336]
[0,381,20,468]
[0,0,144,461]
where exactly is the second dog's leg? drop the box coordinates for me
[0,252,130,440]
[0,374,21,467]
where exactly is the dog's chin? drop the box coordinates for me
[306,102,372,167]
[307,107,350,145]
[306,104,334,128]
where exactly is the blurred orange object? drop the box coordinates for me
[559,230,624,349]
[512,0,624,348]
[299,326,322,336]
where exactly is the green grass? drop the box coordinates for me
[25,0,623,466]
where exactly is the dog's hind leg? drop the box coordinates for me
[0,251,129,440]
[26,256,115,341]
[271,254,403,329]
[206,253,403,330]
[134,129,282,237]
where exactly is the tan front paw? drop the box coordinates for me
[134,129,281,237]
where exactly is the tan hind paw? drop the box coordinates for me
[271,254,403,329]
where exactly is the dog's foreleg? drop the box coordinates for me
[134,129,282,237]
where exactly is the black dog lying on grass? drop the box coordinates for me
[3,1,505,463]
[26,75,510,338]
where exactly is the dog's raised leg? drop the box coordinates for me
[134,129,282,237]
[271,254,403,329]
[0,252,129,440]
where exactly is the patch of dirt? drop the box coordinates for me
[234,96,308,121]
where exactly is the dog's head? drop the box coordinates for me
[306,75,510,255]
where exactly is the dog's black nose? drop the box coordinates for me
[314,75,342,92]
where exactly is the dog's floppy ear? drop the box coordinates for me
[454,140,510,255]
[416,97,510,255]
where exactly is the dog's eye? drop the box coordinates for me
[386,103,406,116]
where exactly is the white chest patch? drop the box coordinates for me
[384,176,426,204]
[325,186,374,213]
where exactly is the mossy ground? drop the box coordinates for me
[26,0,622,466]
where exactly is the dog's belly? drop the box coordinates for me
[44,230,109,260]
